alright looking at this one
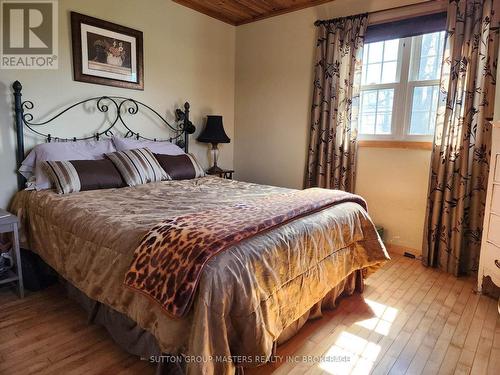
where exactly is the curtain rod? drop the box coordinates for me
[314,13,367,26]
[314,0,446,26]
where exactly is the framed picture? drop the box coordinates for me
[71,12,144,90]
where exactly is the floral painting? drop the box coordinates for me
[86,32,132,76]
[71,12,143,90]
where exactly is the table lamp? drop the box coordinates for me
[197,115,230,174]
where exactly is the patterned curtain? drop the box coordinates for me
[306,15,368,192]
[423,0,499,276]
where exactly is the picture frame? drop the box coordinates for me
[71,12,144,90]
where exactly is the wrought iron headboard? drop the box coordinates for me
[12,80,196,191]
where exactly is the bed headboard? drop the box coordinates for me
[12,80,196,191]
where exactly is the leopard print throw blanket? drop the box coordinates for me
[124,188,367,318]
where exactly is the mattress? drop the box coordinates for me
[10,176,389,374]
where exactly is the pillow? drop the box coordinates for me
[154,153,205,180]
[106,148,169,186]
[112,137,185,155]
[19,139,117,190]
[41,159,125,194]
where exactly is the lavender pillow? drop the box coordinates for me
[112,136,185,155]
[19,139,116,190]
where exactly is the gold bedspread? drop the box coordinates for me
[10,177,389,374]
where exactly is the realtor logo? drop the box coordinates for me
[1,0,58,69]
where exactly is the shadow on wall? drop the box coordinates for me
[0,81,10,156]
[0,81,10,151]
[0,81,19,208]
[303,18,317,189]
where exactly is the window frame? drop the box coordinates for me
[357,32,444,142]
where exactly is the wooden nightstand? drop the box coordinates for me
[207,169,234,180]
[0,209,24,298]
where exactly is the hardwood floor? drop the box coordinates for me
[0,286,155,375]
[0,254,498,375]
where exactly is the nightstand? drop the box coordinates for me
[207,169,234,180]
[0,209,24,298]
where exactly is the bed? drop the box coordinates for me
[8,81,389,374]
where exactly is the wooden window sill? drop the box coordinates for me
[358,140,433,150]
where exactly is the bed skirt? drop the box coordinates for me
[64,269,364,375]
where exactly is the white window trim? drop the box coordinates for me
[357,34,443,142]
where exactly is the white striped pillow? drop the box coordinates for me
[42,161,81,194]
[106,148,169,186]
[186,154,206,178]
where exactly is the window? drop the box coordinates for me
[358,31,445,141]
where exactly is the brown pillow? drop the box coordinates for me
[42,159,125,194]
[154,153,205,180]
[70,159,125,191]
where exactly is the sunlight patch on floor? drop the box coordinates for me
[319,299,399,374]
[355,299,398,336]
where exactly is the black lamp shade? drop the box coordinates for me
[197,115,230,144]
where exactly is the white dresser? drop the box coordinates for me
[478,121,500,292]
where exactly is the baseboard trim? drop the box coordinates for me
[385,243,421,257]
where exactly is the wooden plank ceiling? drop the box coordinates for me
[172,0,336,26]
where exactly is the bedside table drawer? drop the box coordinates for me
[482,258,500,288]
[482,241,500,276]
[492,184,500,215]
[487,213,500,246]
[0,223,16,233]
[495,154,500,182]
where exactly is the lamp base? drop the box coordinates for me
[207,165,224,174]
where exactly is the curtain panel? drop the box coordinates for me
[306,14,368,192]
[423,0,499,275]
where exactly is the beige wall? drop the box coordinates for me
[0,0,235,208]
[356,148,430,251]
[234,0,432,252]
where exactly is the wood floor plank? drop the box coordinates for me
[349,257,428,372]
[405,278,468,375]
[487,311,500,375]
[370,268,446,374]
[435,292,488,375]
[469,298,498,375]
[422,285,480,375]
[1,253,497,375]
[388,274,460,374]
